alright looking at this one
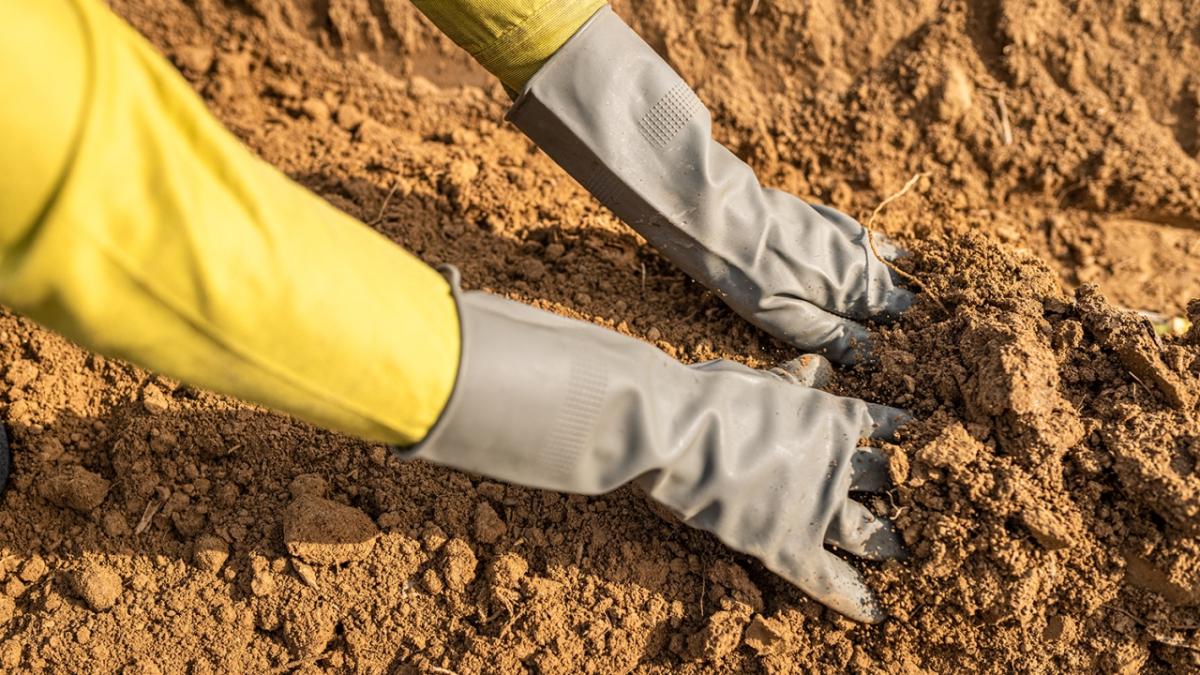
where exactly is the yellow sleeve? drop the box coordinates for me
[411,0,606,91]
[0,0,460,445]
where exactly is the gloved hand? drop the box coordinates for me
[508,6,913,365]
[401,272,909,622]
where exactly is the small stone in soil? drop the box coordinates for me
[142,384,170,414]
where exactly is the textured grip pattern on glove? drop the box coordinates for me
[579,165,623,209]
[638,82,704,149]
[539,355,608,482]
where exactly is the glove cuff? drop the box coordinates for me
[399,282,676,494]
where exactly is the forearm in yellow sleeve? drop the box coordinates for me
[411,0,606,91]
[0,0,460,445]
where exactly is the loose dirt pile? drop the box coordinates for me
[848,234,1200,672]
[0,0,1196,672]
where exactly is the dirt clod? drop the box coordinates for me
[173,45,213,74]
[937,64,973,122]
[5,359,38,388]
[742,614,788,656]
[334,103,364,131]
[41,466,110,513]
[689,609,749,661]
[249,557,276,597]
[472,502,507,544]
[287,473,327,499]
[101,511,130,538]
[192,534,229,573]
[282,606,337,659]
[487,552,528,589]
[441,539,477,592]
[18,555,47,583]
[1076,284,1195,410]
[71,561,121,611]
[299,98,330,122]
[283,495,379,565]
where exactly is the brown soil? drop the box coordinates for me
[0,0,1198,672]
[850,236,1200,673]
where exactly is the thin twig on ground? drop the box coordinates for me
[1127,370,1155,398]
[982,98,1004,145]
[370,180,400,227]
[862,173,950,315]
[271,656,320,674]
[134,499,161,536]
[1108,605,1200,653]
[997,95,1013,146]
[976,86,1014,147]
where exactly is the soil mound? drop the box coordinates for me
[851,234,1200,672]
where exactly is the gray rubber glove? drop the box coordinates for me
[401,276,908,622]
[507,6,913,365]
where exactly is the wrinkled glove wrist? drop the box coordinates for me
[401,279,907,622]
[507,7,913,364]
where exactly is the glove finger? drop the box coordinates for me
[770,354,834,389]
[768,299,874,366]
[864,232,916,320]
[692,357,833,389]
[862,403,911,441]
[810,203,907,264]
[875,285,916,323]
[868,231,909,262]
[849,447,892,493]
[808,204,915,322]
[690,360,757,376]
[825,499,907,562]
[792,550,887,623]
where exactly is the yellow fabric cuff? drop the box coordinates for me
[411,0,606,91]
[0,0,461,445]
